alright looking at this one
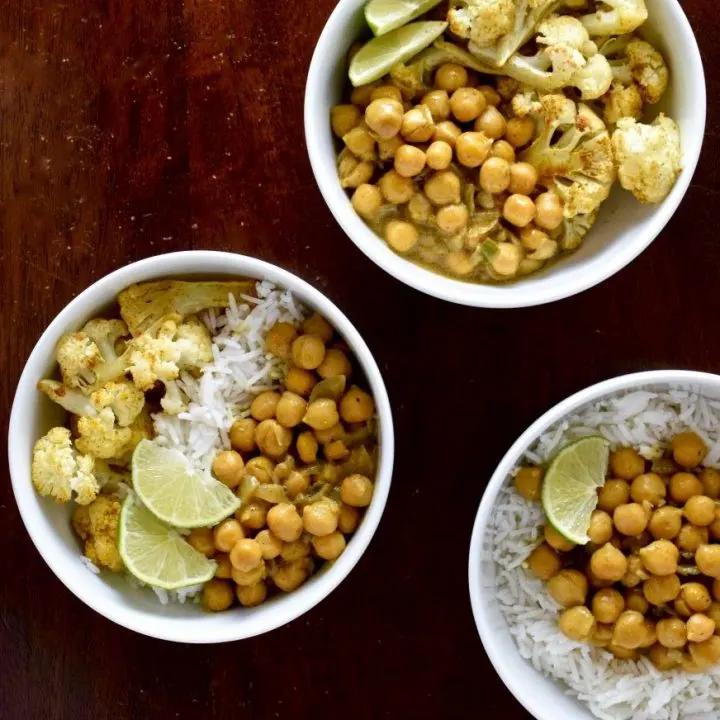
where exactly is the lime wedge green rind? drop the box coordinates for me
[364,0,444,36]
[541,436,610,545]
[131,440,240,529]
[118,495,217,590]
[349,21,448,87]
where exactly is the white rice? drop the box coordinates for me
[491,387,720,720]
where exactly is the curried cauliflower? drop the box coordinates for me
[580,0,648,36]
[554,210,598,250]
[536,14,597,56]
[602,36,668,105]
[601,82,644,126]
[56,333,103,393]
[37,379,97,417]
[91,380,145,427]
[611,114,682,204]
[448,0,516,48]
[72,495,123,572]
[32,427,99,505]
[76,408,133,459]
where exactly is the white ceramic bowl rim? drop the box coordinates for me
[304,0,706,308]
[468,370,720,719]
[9,251,395,643]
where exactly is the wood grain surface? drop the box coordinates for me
[0,1,718,718]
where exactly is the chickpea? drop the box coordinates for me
[707,599,720,626]
[236,581,267,607]
[506,162,536,195]
[250,391,280,421]
[188,528,215,558]
[437,204,469,233]
[302,499,340,537]
[273,392,306,430]
[425,140,453,170]
[639,539,678,576]
[393,144,427,178]
[490,243,522,277]
[364,98,404,139]
[527,543,561,580]
[598,479,630,513]
[314,423,345,444]
[298,314,331,345]
[350,82,378,107]
[312,531,347,560]
[231,560,266,587]
[401,105,435,143]
[688,635,720,667]
[230,418,257,454]
[685,495,716,526]
[377,136,404,161]
[710,509,720,541]
[672,432,708,469]
[378,169,415,204]
[519,226,549,252]
[455,131,492,168]
[239,500,268,530]
[589,623,614,648]
[608,643,639,660]
[435,63,468,92]
[613,503,649,537]
[421,90,450,121]
[281,538,311,562]
[229,538,262,572]
[587,510,614,545]
[284,368,315,398]
[546,569,587,608]
[370,84,403,102]
[255,529,283,560]
[650,644,684,670]
[343,126,375,161]
[490,139,515,163]
[610,448,645,480]
[479,157,511,194]
[656,617,687,649]
[284,470,310,499]
[686,613,715,643]
[477,84,500,106]
[433,120,462,147]
[273,558,311,592]
[644,574,680,605]
[559,606,595,642]
[533,191,564,231]
[202,579,234,611]
[640,619,658,648]
[505,116,535,147]
[697,545,720,577]
[623,530,652,554]
[678,524,709,552]
[351,184,383,219]
[266,503,303,543]
[212,450,245,489]
[244,456,275,484]
[675,597,692,617]
[590,543,627,582]
[292,334,326,371]
[514,467,542,501]
[339,504,361,534]
[503,194,536,228]
[474,106,506,140]
[254,420,292,459]
[304,398,340,430]
[449,87,485,123]
[700,468,720,499]
[265,322,297,361]
[213,518,245,552]
[331,104,361,138]
[670,472,704,504]
[340,387,374,423]
[544,524,575,552]
[612,610,646,649]
[625,588,649,614]
[621,554,648,588]
[293,435,317,469]
[591,587,625,624]
[630,473,666,506]
[340,473,374,507]
[648,506,682,540]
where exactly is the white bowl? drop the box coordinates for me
[8,251,394,643]
[468,370,720,720]
[305,0,706,308]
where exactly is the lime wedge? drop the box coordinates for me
[364,0,444,36]
[118,495,217,590]
[349,21,447,87]
[132,440,240,528]
[542,436,610,545]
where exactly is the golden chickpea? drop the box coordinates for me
[239,500,268,530]
[489,243,522,277]
[503,194,536,228]
[303,398,340,431]
[188,527,215,558]
[673,432,708,469]
[675,597,692,617]
[613,503,649,537]
[625,588,649,614]
[370,85,403,103]
[339,155,373,190]
[621,554,647,588]
[598,479,631,513]
[479,157,511,194]
[455,131,492,168]
[284,470,309,499]
[314,423,345,444]
[302,313,333,344]
[700,468,720,499]
[623,530,652,554]
[425,140,453,170]
[657,617,687,649]
[338,504,361,534]
[421,90,450,121]
[281,538,310,562]
[350,82,378,106]
[648,506,683,540]
[273,558,311,592]
[230,418,257,454]
[231,560,266,587]
[401,105,435,143]
[589,623,614,648]
[630,473,666,506]
[710,510,720,541]
[340,387,374,423]
[378,169,415,204]
[340,473,374,507]
[312,531,347,560]
[343,126,375,161]
[351,184,383,219]
[490,139,515,163]
[437,204,469,233]
[590,543,628,582]
[613,610,647,649]
[213,553,232,579]
[527,543,561,580]
[255,529,283,560]
[364,98,404,139]
[394,144,427,178]
[265,322,297,360]
[285,367,316,398]
[474,106,506,140]
[610,448,646,480]
[505,116,535,147]
[331,104,361,138]
[591,588,625,624]
[250,391,281,421]
[213,518,245,553]
[212,450,244,489]
[229,538,262,572]
[681,582,712,613]
[649,644,683,670]
[687,613,715,643]
[644,574,681,605]
[302,499,340,537]
[244,456,275,484]
[255,419,293,458]
[608,642,639,660]
[266,503,303,543]
[478,84,501,106]
[274,392,307,429]
[639,539,678,576]
[670,472,704,504]
[697,545,720,577]
[449,87,486,123]
[586,510,613,545]
[236,581,267,607]
[707,599,720,625]
[544,524,575,552]
[678,524,709,552]
[317,349,351,380]
[377,135,404,161]
[386,219,419,253]
[685,495,716,526]
[291,334,326,371]
[534,192,564,231]
[444,251,475,277]
[294,435,317,468]
[514,467,543,501]
[559,606,595,642]
[688,635,720,666]
[425,170,461,205]
[202,579,234,611]
[433,120,462,147]
[435,63,468,91]
[519,226,548,252]
[546,569,587,608]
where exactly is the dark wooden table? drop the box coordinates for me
[1,1,718,718]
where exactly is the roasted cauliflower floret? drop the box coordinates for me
[37,379,97,417]
[91,380,145,427]
[32,427,99,505]
[553,210,598,250]
[580,0,648,36]
[536,14,597,56]
[448,0,516,48]
[76,408,133,460]
[175,317,213,369]
[606,37,669,105]
[72,495,123,572]
[56,333,103,393]
[611,114,682,204]
[601,82,644,125]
